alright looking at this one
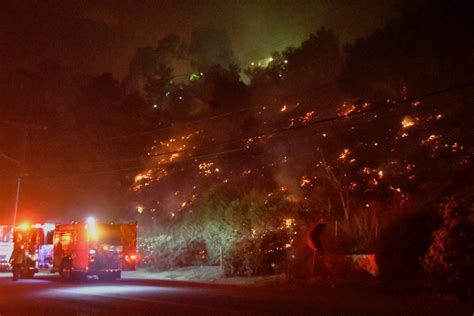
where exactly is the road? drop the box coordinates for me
[0,271,470,315]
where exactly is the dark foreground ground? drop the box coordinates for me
[0,272,471,315]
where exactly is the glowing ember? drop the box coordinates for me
[369,178,379,186]
[401,116,415,128]
[242,169,252,176]
[283,218,295,229]
[300,176,311,187]
[339,148,351,160]
[198,162,214,170]
[362,167,373,174]
[134,170,152,183]
[133,169,156,191]
[300,111,316,124]
[422,134,441,144]
[169,153,179,161]
[280,105,287,112]
[338,102,356,116]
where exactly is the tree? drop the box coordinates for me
[422,189,474,300]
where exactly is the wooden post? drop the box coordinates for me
[375,216,378,241]
[219,246,223,271]
[310,249,316,276]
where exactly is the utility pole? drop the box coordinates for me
[0,152,22,229]
[0,121,30,229]
[13,176,21,229]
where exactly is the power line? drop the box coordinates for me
[105,81,336,140]
[41,81,474,178]
[120,81,474,160]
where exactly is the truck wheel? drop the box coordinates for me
[21,271,35,279]
[12,266,21,281]
[60,260,73,281]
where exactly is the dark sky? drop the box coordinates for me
[1,0,422,78]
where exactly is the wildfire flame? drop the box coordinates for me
[339,148,351,160]
[401,116,415,128]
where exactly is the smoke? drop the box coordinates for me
[189,23,237,70]
[125,34,185,93]
[273,169,302,202]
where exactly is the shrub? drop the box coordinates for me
[138,235,207,271]
[337,209,377,254]
[376,207,440,284]
[422,191,474,300]
[224,230,291,276]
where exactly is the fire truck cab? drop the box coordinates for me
[51,219,123,280]
[12,223,55,278]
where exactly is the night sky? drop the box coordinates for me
[1,0,422,77]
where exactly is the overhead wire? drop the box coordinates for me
[40,81,474,178]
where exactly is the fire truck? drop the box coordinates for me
[51,218,127,280]
[11,223,55,278]
[0,226,13,271]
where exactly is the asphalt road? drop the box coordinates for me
[0,272,470,315]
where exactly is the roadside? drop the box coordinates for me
[123,266,285,286]
[0,266,285,287]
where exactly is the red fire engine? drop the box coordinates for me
[51,218,135,280]
[11,223,55,278]
[0,226,13,271]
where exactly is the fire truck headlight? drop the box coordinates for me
[130,254,137,261]
[86,216,96,225]
[89,249,96,255]
[18,223,30,230]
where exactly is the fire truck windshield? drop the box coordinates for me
[13,228,44,244]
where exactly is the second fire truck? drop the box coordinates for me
[51,218,136,280]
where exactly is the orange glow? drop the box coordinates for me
[377,170,384,179]
[300,176,311,187]
[17,223,30,230]
[339,148,350,160]
[401,116,415,128]
[86,222,99,241]
[338,102,356,116]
